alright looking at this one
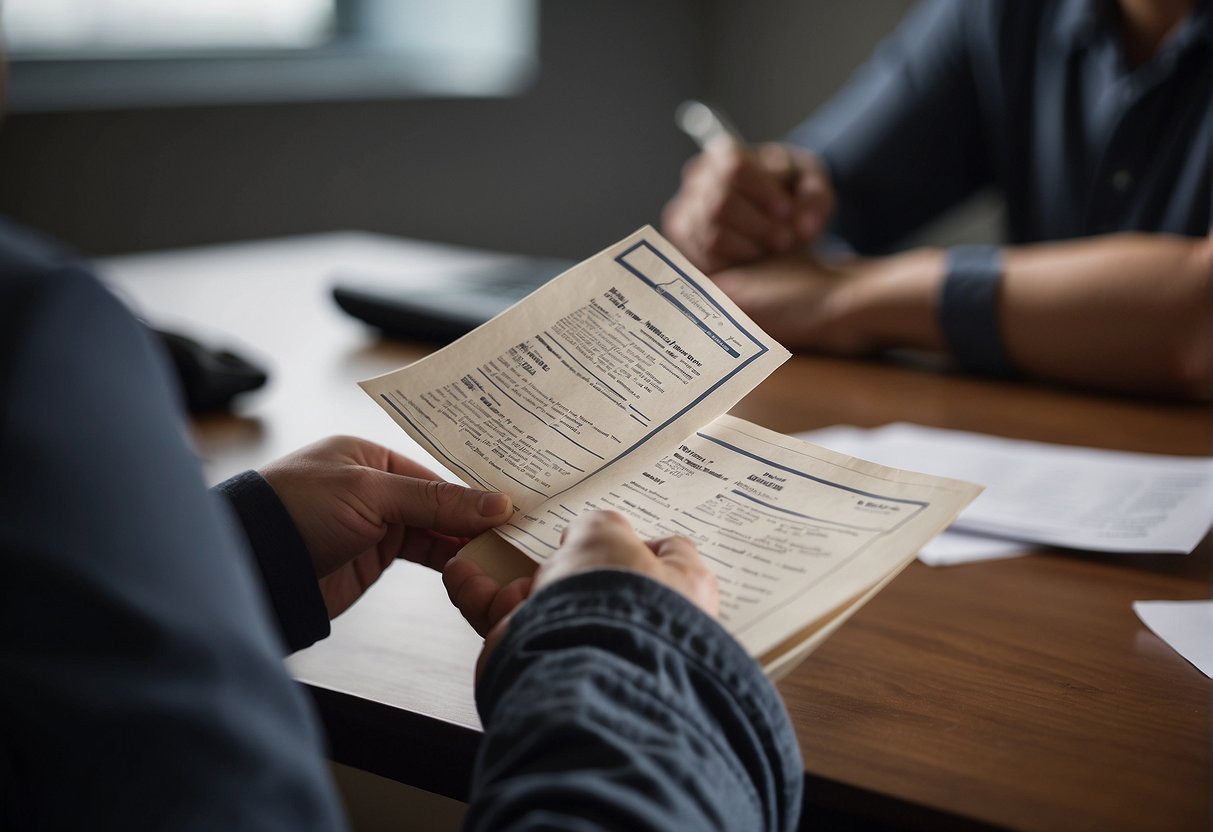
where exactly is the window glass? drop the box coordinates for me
[5,0,335,54]
[2,0,538,110]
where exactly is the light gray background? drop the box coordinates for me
[0,1,998,258]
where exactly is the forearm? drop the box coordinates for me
[840,233,1212,399]
[214,471,330,654]
[468,571,803,832]
[998,233,1212,399]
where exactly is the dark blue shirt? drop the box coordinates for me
[791,0,1211,249]
[788,0,1211,373]
[0,217,802,831]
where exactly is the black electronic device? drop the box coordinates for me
[331,257,573,343]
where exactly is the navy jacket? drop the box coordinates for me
[0,217,803,831]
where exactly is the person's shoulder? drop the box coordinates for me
[0,216,114,318]
[0,215,82,271]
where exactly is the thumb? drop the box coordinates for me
[370,471,513,536]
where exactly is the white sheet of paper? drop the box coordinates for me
[797,426,1027,565]
[796,424,1213,555]
[914,530,1030,566]
[1133,600,1213,678]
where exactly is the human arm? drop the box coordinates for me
[661,0,989,271]
[216,436,515,654]
[448,512,803,832]
[712,232,1213,400]
[661,140,835,273]
[0,260,345,829]
[214,438,514,652]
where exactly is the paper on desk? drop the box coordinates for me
[797,426,1028,565]
[797,423,1213,556]
[359,227,982,667]
[910,529,1030,566]
[1133,600,1213,678]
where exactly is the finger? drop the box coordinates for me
[383,449,444,483]
[789,153,835,242]
[792,178,834,241]
[538,511,649,589]
[756,142,803,193]
[373,472,513,537]
[651,535,708,576]
[704,142,791,218]
[560,510,637,549]
[398,527,469,571]
[652,536,720,616]
[709,191,788,255]
[486,576,532,631]
[651,534,699,560]
[692,224,769,267]
[443,556,501,636]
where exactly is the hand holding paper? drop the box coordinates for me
[361,228,981,673]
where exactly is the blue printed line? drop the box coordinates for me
[627,328,693,382]
[726,490,875,533]
[503,523,558,551]
[476,367,605,460]
[545,450,585,473]
[700,551,735,568]
[499,468,548,498]
[616,240,765,357]
[380,393,492,489]
[697,432,929,508]
[545,331,628,402]
[682,510,722,529]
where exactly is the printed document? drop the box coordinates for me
[797,423,1213,555]
[360,228,980,670]
[1133,600,1213,679]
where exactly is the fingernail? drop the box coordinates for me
[478,492,511,517]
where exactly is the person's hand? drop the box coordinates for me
[662,141,835,273]
[260,436,514,618]
[533,511,718,611]
[712,249,946,355]
[448,511,719,679]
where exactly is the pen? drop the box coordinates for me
[675,99,799,197]
[674,99,747,150]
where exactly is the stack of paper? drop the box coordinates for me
[359,227,981,676]
[797,424,1213,566]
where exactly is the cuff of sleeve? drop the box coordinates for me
[478,570,774,712]
[214,470,330,654]
[938,245,1012,375]
[477,570,803,825]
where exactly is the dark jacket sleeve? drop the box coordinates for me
[788,0,992,253]
[214,471,331,654]
[0,247,345,830]
[467,570,804,832]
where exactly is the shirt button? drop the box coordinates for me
[1111,169,1133,191]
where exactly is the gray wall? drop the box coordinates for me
[1,2,965,260]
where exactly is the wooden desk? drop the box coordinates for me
[102,233,1212,832]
